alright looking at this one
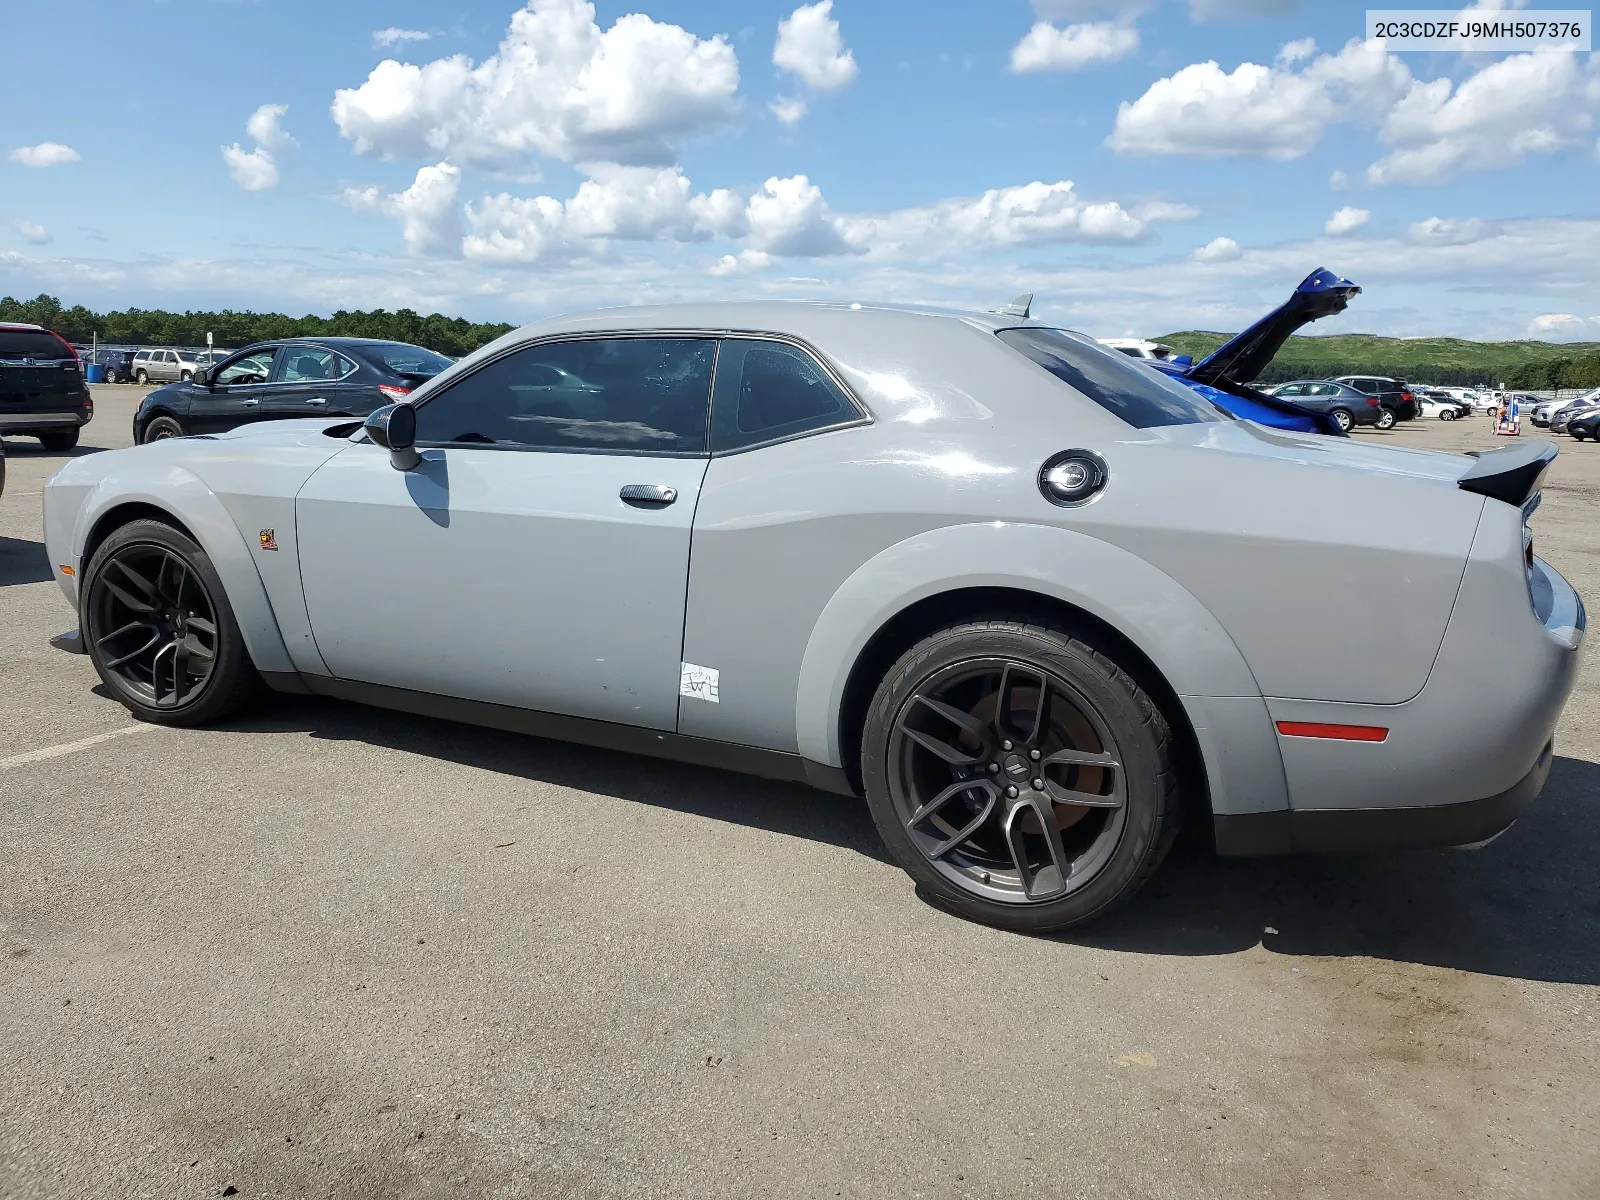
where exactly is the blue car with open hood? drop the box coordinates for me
[1148,268,1362,436]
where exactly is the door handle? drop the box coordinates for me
[620,483,678,506]
[242,398,260,406]
[304,398,328,406]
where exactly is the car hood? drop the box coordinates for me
[1184,268,1361,389]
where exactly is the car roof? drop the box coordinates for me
[510,300,1020,342]
[0,322,48,331]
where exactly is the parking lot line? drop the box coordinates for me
[0,723,158,770]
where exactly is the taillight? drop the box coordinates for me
[1367,396,1379,405]
[1400,391,1413,402]
[378,384,411,400]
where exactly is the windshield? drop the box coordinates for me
[369,343,453,376]
[997,327,1222,428]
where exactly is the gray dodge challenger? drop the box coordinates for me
[43,301,1585,931]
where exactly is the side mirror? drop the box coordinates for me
[365,402,421,471]
[195,367,212,388]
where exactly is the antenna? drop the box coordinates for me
[996,293,1033,319]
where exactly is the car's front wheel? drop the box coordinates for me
[1331,408,1353,433]
[141,415,185,443]
[134,369,149,384]
[81,519,264,726]
[1375,408,1397,430]
[179,370,193,383]
[861,619,1182,932]
[38,427,79,451]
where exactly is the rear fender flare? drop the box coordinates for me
[71,471,294,674]
[794,521,1288,817]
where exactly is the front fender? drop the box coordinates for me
[68,466,294,675]
[793,521,1289,817]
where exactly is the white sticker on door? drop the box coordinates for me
[680,662,720,703]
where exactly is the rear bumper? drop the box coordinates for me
[1215,740,1551,855]
[0,412,88,430]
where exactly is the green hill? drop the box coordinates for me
[1154,331,1600,390]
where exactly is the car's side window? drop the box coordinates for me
[217,349,277,386]
[1277,384,1304,396]
[709,338,859,453]
[278,347,340,383]
[413,337,716,455]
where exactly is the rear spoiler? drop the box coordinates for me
[1458,441,1557,506]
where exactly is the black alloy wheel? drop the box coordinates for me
[82,519,263,725]
[142,415,185,443]
[1331,408,1353,433]
[862,620,1181,932]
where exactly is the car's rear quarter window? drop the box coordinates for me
[996,327,1221,428]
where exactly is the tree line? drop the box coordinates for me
[0,294,515,359]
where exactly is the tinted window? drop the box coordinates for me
[0,329,71,359]
[711,338,856,452]
[279,347,340,382]
[367,343,453,376]
[997,328,1222,428]
[1114,346,1142,358]
[217,349,276,385]
[415,337,715,454]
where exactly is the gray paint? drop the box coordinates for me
[41,301,1586,829]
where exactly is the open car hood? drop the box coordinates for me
[1184,267,1360,388]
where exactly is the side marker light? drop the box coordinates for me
[1276,721,1388,742]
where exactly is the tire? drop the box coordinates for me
[141,414,186,443]
[861,618,1182,933]
[1440,410,1455,421]
[1375,407,1397,430]
[81,519,264,726]
[1331,408,1354,433]
[179,370,193,383]
[135,369,149,384]
[38,427,79,451]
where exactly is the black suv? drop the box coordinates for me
[132,337,454,442]
[0,322,94,450]
[1333,375,1418,428]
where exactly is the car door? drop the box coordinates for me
[295,335,718,731]
[262,345,366,421]
[188,346,281,434]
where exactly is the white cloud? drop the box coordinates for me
[1108,38,1411,159]
[1529,313,1600,339]
[773,2,858,91]
[1010,21,1139,73]
[15,219,51,245]
[770,96,808,127]
[245,104,296,151]
[1408,216,1493,244]
[1325,206,1370,235]
[332,0,741,171]
[1328,169,1349,190]
[1192,235,1242,261]
[222,144,279,191]
[374,27,430,47]
[709,249,774,276]
[1367,52,1594,185]
[1276,37,1315,65]
[1135,200,1201,223]
[343,162,463,256]
[9,142,80,168]
[745,175,853,257]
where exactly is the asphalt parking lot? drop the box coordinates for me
[3,388,1597,1199]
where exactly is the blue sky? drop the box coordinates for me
[2,0,1597,340]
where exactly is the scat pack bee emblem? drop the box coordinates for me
[259,529,278,552]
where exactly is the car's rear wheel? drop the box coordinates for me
[1375,408,1397,430]
[1331,408,1353,433]
[861,619,1182,932]
[81,519,264,726]
[141,415,185,443]
[38,427,79,451]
